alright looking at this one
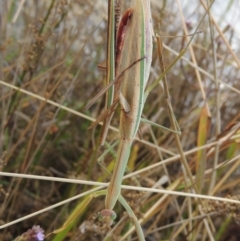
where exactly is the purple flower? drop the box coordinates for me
[14,225,44,241]
[32,226,44,241]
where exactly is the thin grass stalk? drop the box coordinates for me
[207,0,221,193]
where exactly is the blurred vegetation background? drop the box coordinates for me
[0,0,240,240]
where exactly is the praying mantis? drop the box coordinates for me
[98,0,153,217]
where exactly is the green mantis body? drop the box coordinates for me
[100,0,153,218]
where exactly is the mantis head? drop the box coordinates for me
[98,209,117,225]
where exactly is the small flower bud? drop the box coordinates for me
[14,225,44,241]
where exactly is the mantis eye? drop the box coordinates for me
[98,209,117,225]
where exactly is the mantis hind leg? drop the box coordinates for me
[140,116,181,135]
[97,140,119,176]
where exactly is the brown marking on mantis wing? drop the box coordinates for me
[115,8,133,75]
